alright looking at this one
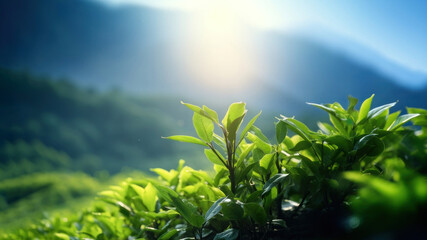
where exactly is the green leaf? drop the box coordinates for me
[181,101,218,124]
[367,102,397,119]
[246,132,271,153]
[384,111,401,130]
[354,134,385,157]
[388,113,420,131]
[143,183,158,212]
[246,190,263,203]
[324,135,352,152]
[278,117,312,142]
[347,95,358,112]
[222,102,246,128]
[205,149,225,165]
[193,113,214,143]
[289,140,312,151]
[203,105,219,123]
[259,153,275,171]
[275,120,288,144]
[155,185,205,228]
[54,233,69,240]
[214,229,239,240]
[205,197,226,222]
[221,199,244,220]
[163,135,208,146]
[158,229,178,240]
[262,173,289,196]
[357,94,374,123]
[244,203,267,224]
[238,111,262,144]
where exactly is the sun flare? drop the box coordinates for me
[180,0,260,90]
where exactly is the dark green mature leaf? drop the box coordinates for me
[244,203,267,224]
[388,114,420,131]
[238,111,262,144]
[354,134,384,157]
[214,229,239,240]
[167,194,204,228]
[325,135,352,152]
[221,199,244,220]
[154,186,205,228]
[262,173,289,196]
[205,197,226,222]
[163,135,208,146]
[193,113,214,142]
[367,102,397,119]
[357,94,374,123]
[289,141,312,151]
[275,120,288,144]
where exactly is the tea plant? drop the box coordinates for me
[3,95,426,239]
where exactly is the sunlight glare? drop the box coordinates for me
[181,0,260,90]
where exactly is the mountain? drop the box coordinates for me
[0,0,426,115]
[0,68,212,179]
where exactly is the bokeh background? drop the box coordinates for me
[1,0,426,232]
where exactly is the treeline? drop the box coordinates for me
[0,68,201,179]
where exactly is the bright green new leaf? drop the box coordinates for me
[384,111,401,130]
[238,111,262,145]
[181,101,218,123]
[259,153,275,171]
[205,149,225,165]
[388,113,420,131]
[279,117,312,142]
[367,102,396,119]
[143,183,158,212]
[193,113,214,142]
[289,140,312,151]
[158,229,178,240]
[357,94,374,123]
[163,135,208,146]
[203,105,219,123]
[247,132,271,153]
[347,95,359,112]
[222,102,246,128]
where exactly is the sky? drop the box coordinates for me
[96,0,427,74]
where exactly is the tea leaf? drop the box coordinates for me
[357,94,374,123]
[163,135,208,146]
[193,113,214,142]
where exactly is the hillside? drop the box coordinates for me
[1,0,426,115]
[0,68,210,179]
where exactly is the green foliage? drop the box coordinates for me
[4,95,427,239]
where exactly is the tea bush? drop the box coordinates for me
[3,95,426,239]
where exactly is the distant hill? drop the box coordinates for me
[0,0,425,115]
[0,68,209,179]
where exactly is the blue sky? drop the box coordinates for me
[96,0,427,74]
